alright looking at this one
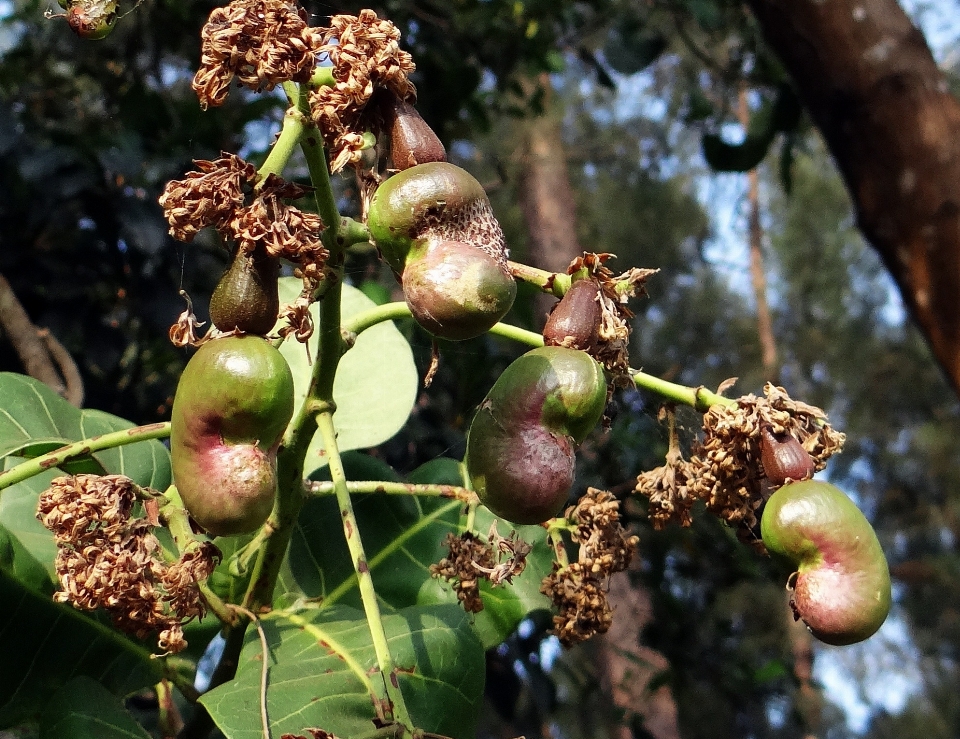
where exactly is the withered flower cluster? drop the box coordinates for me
[565,253,658,387]
[193,0,321,109]
[159,154,326,275]
[308,9,416,172]
[430,524,531,614]
[540,488,638,647]
[635,383,846,535]
[37,474,218,654]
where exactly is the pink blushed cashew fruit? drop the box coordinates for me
[170,335,294,536]
[761,479,891,646]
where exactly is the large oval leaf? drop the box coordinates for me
[277,453,553,648]
[0,573,160,729]
[276,279,418,476]
[199,604,485,739]
[39,677,152,739]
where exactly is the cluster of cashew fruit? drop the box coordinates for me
[166,86,891,648]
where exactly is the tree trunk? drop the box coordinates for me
[518,75,585,325]
[747,0,960,397]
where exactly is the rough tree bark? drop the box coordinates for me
[747,0,960,397]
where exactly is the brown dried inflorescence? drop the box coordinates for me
[563,253,657,387]
[160,157,328,325]
[159,153,257,243]
[635,383,845,538]
[192,0,321,109]
[541,488,638,647]
[430,524,530,613]
[37,474,218,654]
[308,10,415,172]
[228,174,327,266]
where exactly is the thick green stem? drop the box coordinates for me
[630,372,736,411]
[508,261,571,297]
[256,105,306,182]
[0,422,171,493]
[315,411,412,729]
[305,479,477,503]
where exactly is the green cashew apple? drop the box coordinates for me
[761,479,891,646]
[367,162,516,340]
[465,346,607,524]
[171,335,294,536]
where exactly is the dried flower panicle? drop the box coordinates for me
[430,524,531,613]
[564,253,657,387]
[159,153,257,243]
[688,383,844,533]
[635,383,845,538]
[193,0,321,109]
[228,174,328,267]
[541,488,638,647]
[308,10,415,172]
[635,447,695,530]
[37,474,218,654]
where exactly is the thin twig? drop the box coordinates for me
[233,605,271,739]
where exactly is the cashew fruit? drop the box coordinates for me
[465,346,607,524]
[761,479,891,645]
[171,335,294,536]
[759,425,815,486]
[543,277,602,351]
[379,92,447,170]
[367,162,516,340]
[209,246,280,335]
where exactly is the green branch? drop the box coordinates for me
[305,479,477,503]
[0,422,171,492]
[256,104,307,182]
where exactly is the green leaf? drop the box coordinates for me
[0,373,85,460]
[278,455,552,648]
[75,409,172,491]
[277,279,418,476]
[0,376,171,588]
[0,572,160,728]
[39,676,151,739]
[200,604,485,739]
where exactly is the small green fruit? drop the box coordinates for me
[761,479,891,646]
[466,347,607,524]
[209,247,280,336]
[171,335,294,536]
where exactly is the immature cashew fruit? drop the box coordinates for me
[367,162,516,340]
[379,91,447,170]
[761,480,891,645]
[209,246,280,335]
[465,346,607,524]
[759,424,816,487]
[171,335,294,536]
[543,277,602,351]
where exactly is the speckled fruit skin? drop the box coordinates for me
[366,162,516,340]
[171,335,294,536]
[466,347,607,525]
[761,480,891,646]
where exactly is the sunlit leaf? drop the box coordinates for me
[278,453,553,648]
[277,280,418,476]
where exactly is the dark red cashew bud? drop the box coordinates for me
[543,277,603,351]
[759,425,816,487]
[380,92,447,171]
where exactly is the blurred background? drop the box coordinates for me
[1,0,960,737]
